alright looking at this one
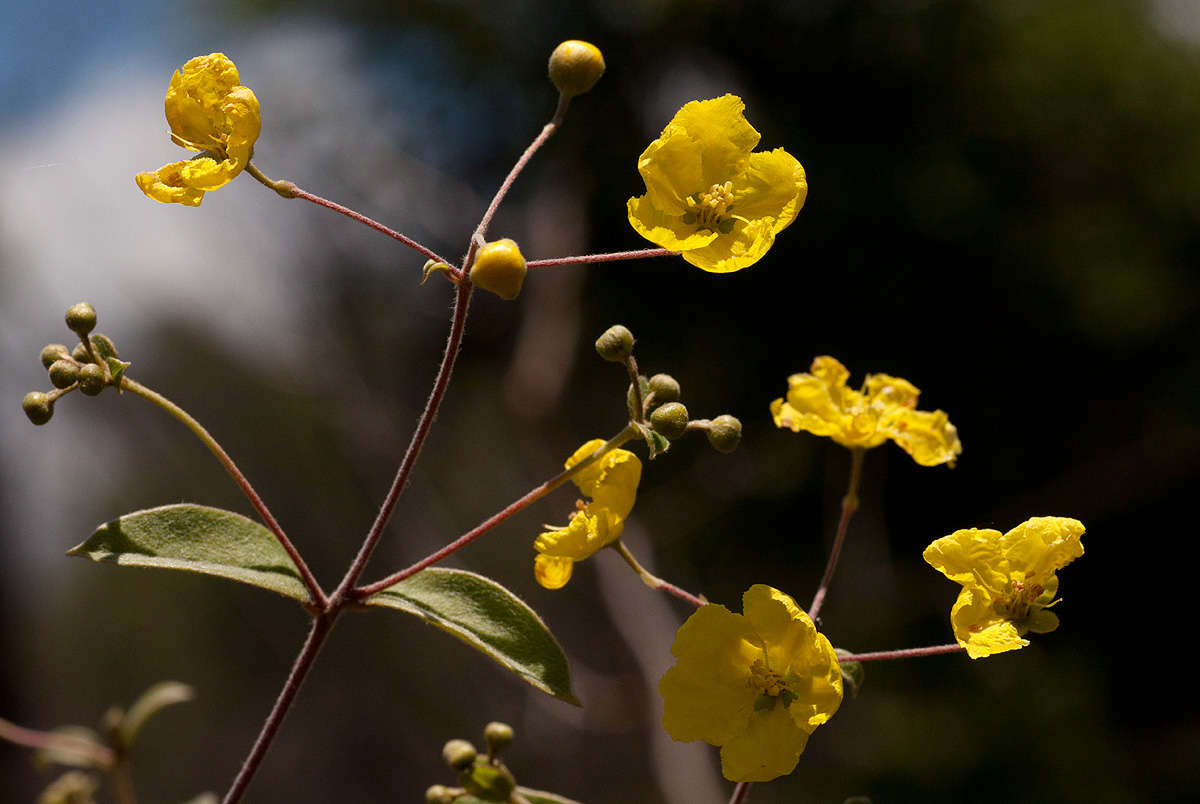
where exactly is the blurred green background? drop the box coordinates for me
[2,0,1197,801]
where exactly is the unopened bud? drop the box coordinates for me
[49,360,80,389]
[41,344,71,369]
[706,414,742,453]
[595,325,634,362]
[650,402,689,440]
[442,739,477,771]
[71,343,93,364]
[78,364,106,396]
[483,721,514,756]
[65,303,97,337]
[548,40,605,98]
[463,762,516,802]
[470,239,527,300]
[22,391,54,425]
[648,373,681,404]
[425,785,456,804]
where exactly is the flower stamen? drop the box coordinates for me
[683,181,735,232]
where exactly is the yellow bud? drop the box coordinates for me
[548,40,605,98]
[470,239,527,300]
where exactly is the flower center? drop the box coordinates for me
[683,181,736,233]
[992,578,1045,622]
[748,658,786,697]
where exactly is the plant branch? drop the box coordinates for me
[610,540,705,608]
[0,717,114,768]
[120,377,327,610]
[807,447,865,622]
[527,248,679,268]
[730,782,753,804]
[221,615,336,804]
[839,643,965,662]
[353,424,639,598]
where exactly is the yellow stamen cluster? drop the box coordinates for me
[686,181,735,231]
[992,578,1046,622]
[747,658,786,698]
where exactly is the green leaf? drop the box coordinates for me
[68,504,310,603]
[833,649,865,698]
[365,569,578,705]
[118,681,195,749]
[106,357,131,388]
[517,788,585,804]
[89,333,119,361]
[633,422,671,459]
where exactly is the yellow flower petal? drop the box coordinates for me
[134,162,206,206]
[923,528,1007,588]
[887,408,962,467]
[950,587,1028,659]
[719,704,810,783]
[1003,516,1085,577]
[534,554,574,590]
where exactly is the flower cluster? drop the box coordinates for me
[627,95,807,273]
[924,516,1085,658]
[770,355,961,466]
[533,440,641,589]
[659,585,842,782]
[136,53,261,206]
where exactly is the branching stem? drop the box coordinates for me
[807,447,865,622]
[527,248,679,268]
[611,540,705,608]
[839,643,965,662]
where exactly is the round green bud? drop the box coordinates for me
[41,343,71,369]
[549,40,606,98]
[71,343,93,364]
[424,785,456,804]
[706,414,743,453]
[65,303,97,337]
[22,391,54,425]
[442,739,477,772]
[648,373,681,404]
[48,359,80,389]
[78,363,106,396]
[595,325,635,362]
[463,762,517,802]
[470,238,527,300]
[650,402,690,440]
[483,721,514,755]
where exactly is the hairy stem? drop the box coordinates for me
[221,615,336,804]
[611,540,705,608]
[730,781,752,804]
[120,377,326,610]
[354,424,639,598]
[527,248,679,268]
[807,447,865,622]
[839,643,965,662]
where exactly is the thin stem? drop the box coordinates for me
[625,356,644,422]
[807,447,866,622]
[0,716,114,768]
[527,248,680,268]
[472,94,569,246]
[839,643,965,662]
[244,162,454,269]
[120,377,326,610]
[354,424,639,597]
[730,781,753,804]
[221,615,336,804]
[610,540,705,608]
[112,757,137,804]
[330,282,473,605]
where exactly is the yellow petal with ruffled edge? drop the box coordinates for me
[719,704,810,783]
[1002,516,1085,577]
[533,554,574,590]
[165,53,243,148]
[566,440,641,520]
[950,587,1028,658]
[887,408,962,467]
[923,528,1008,589]
[135,162,206,206]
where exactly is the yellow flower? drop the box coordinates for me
[534,440,641,589]
[658,585,842,782]
[923,516,1085,659]
[136,53,261,206]
[770,355,962,466]
[627,95,806,273]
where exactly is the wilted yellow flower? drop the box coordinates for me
[659,585,842,782]
[534,440,641,589]
[924,516,1085,658]
[136,53,261,206]
[770,355,961,467]
[627,95,806,273]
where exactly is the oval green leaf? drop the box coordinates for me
[68,504,310,603]
[365,569,578,706]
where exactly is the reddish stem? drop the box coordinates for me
[839,643,965,662]
[730,782,752,804]
[807,448,865,622]
[290,188,453,268]
[0,717,114,768]
[610,540,705,608]
[527,248,679,268]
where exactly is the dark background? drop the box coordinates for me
[2,0,1197,801]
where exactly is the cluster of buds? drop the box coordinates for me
[595,324,742,457]
[22,303,129,425]
[426,722,524,803]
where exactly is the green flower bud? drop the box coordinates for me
[706,414,742,453]
[22,391,54,425]
[650,402,689,440]
[442,739,477,772]
[71,343,93,364]
[462,762,516,802]
[483,721,514,756]
[424,785,456,804]
[41,343,71,369]
[49,359,80,389]
[648,373,681,404]
[78,363,106,396]
[595,325,634,362]
[470,238,527,300]
[65,303,97,337]
[548,40,606,98]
